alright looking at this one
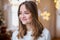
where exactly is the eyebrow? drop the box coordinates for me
[20,11,29,13]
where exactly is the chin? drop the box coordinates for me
[22,22,27,25]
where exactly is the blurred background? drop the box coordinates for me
[0,0,60,40]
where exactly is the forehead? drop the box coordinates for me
[20,5,27,11]
[20,4,31,14]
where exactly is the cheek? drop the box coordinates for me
[27,15,32,22]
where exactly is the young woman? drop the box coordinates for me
[12,1,51,40]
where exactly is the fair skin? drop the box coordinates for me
[19,5,33,31]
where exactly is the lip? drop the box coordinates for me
[22,19,27,21]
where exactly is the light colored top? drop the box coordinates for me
[11,28,51,40]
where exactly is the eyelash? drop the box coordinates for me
[25,13,29,14]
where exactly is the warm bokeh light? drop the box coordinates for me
[54,0,57,3]
[9,0,20,6]
[36,0,40,3]
[54,0,60,9]
[56,1,60,9]
[40,11,50,21]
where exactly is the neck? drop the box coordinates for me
[26,23,33,31]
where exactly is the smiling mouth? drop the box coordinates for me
[22,19,27,21]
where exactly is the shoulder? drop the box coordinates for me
[11,30,18,40]
[43,28,50,35]
[38,28,51,40]
[12,30,18,36]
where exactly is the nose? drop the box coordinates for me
[21,13,25,18]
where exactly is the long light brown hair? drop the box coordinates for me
[17,1,44,40]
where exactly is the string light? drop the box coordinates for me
[36,0,40,3]
[54,0,57,3]
[40,11,50,21]
[54,0,60,9]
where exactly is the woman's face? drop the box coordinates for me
[19,5,33,25]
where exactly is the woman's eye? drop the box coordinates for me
[25,13,29,14]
